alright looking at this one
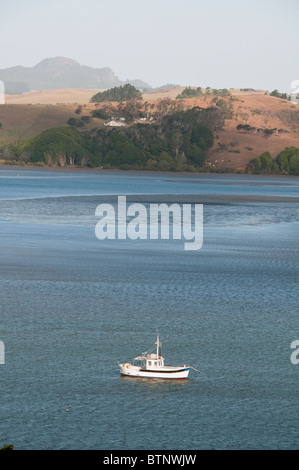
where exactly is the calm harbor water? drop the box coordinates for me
[0,168,298,450]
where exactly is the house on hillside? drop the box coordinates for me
[104,118,127,127]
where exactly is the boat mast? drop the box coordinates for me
[156,334,160,359]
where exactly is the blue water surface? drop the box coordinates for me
[0,168,298,450]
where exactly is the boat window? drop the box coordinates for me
[154,361,157,366]
[148,361,151,366]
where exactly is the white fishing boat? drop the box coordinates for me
[118,335,190,379]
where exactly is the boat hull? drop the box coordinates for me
[119,364,190,380]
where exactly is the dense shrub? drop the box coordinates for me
[90,84,142,103]
[22,127,94,166]
[246,147,299,175]
[176,87,203,99]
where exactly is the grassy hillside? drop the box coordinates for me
[3,107,218,171]
[206,92,299,170]
[0,104,77,143]
[1,87,299,172]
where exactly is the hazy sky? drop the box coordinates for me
[1,0,298,91]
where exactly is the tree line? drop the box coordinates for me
[0,106,224,171]
[246,147,299,175]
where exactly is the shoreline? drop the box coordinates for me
[0,164,298,179]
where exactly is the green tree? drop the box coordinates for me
[216,98,233,119]
[187,144,206,166]
[290,154,299,174]
[276,147,299,174]
[90,84,142,103]
[67,117,84,128]
[176,87,203,99]
[92,106,112,120]
[259,152,278,173]
[191,126,214,148]
[276,149,290,173]
[270,89,289,100]
[117,99,143,123]
[24,127,92,166]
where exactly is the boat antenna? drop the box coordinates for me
[155,330,162,358]
[142,332,161,357]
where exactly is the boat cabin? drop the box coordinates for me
[132,335,165,370]
[145,353,165,369]
[133,353,165,369]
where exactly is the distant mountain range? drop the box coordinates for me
[0,57,152,94]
